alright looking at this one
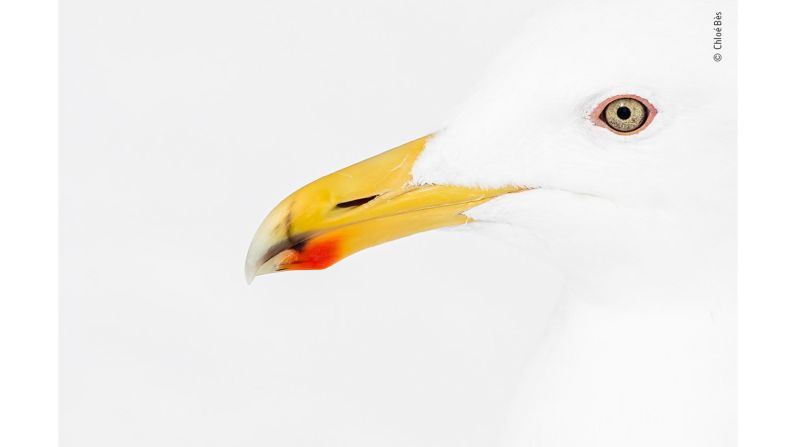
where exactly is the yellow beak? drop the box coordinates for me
[244,135,523,282]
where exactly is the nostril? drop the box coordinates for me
[335,195,378,208]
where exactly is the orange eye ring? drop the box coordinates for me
[591,94,657,135]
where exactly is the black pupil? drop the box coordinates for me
[616,106,632,120]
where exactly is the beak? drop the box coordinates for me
[244,135,523,282]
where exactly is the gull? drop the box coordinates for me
[244,0,735,445]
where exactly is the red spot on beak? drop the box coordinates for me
[288,237,340,270]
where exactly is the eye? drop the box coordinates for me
[592,95,657,135]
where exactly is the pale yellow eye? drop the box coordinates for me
[591,94,657,135]
[599,97,648,133]
[602,97,648,132]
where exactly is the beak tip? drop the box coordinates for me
[245,235,269,284]
[245,244,264,284]
[245,264,256,284]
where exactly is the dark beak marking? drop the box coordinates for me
[335,195,378,208]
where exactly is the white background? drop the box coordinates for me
[2,1,794,446]
[60,1,565,446]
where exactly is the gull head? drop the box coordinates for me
[245,0,734,282]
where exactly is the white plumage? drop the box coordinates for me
[411,0,736,445]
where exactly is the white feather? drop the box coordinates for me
[412,0,736,445]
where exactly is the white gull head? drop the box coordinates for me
[411,0,735,445]
[412,0,734,279]
[245,0,735,444]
